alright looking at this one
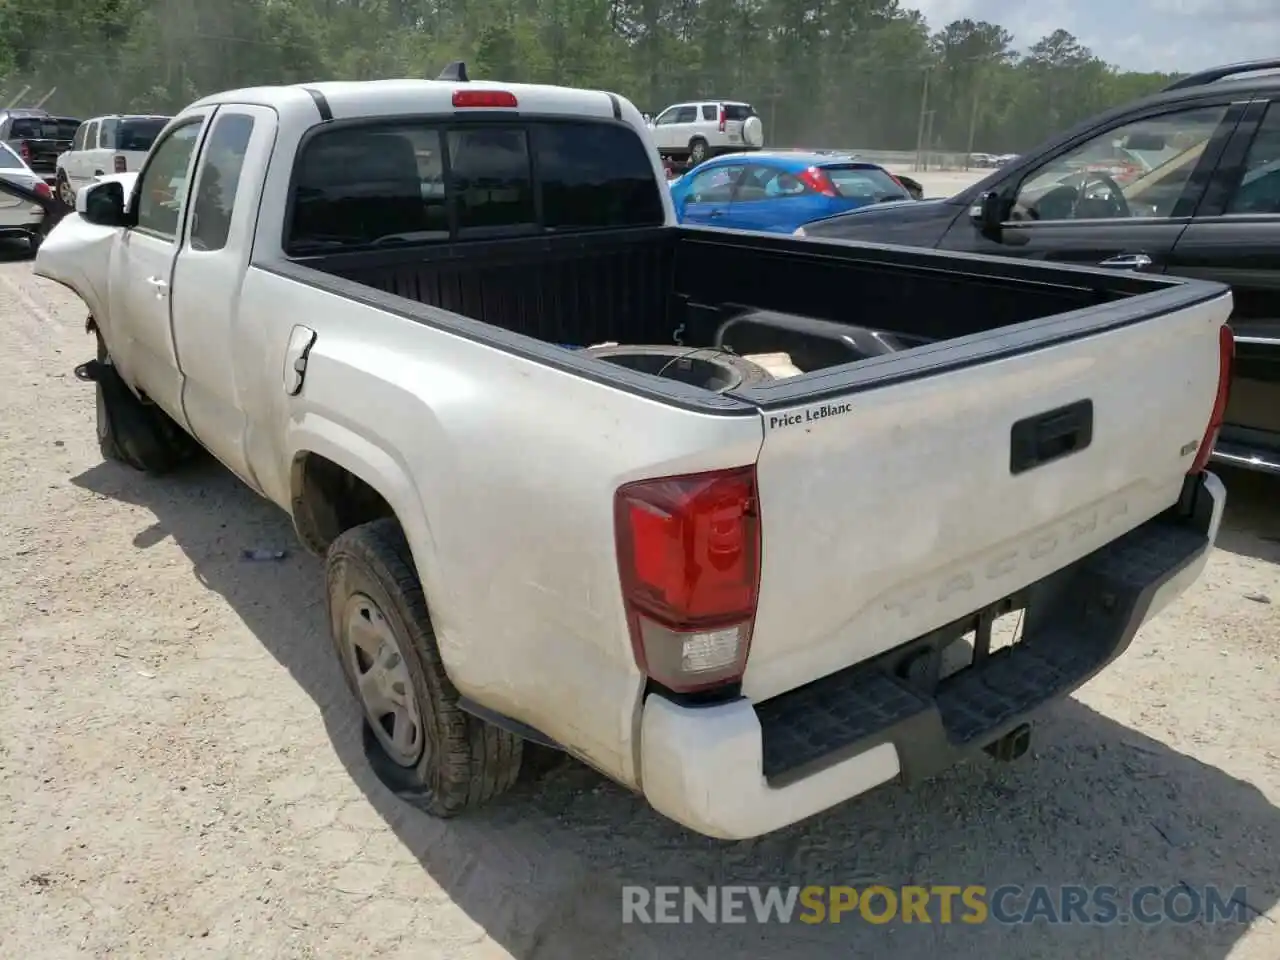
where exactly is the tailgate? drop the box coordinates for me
[24,139,69,171]
[743,289,1231,702]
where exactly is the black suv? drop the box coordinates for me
[799,59,1280,476]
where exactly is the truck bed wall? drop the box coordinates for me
[308,227,1160,352]
[314,228,680,348]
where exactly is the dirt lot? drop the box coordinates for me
[1,252,1278,960]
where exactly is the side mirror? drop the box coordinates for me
[78,180,128,227]
[970,190,1005,236]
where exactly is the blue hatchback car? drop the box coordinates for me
[668,151,914,233]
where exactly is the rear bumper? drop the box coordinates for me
[639,472,1225,840]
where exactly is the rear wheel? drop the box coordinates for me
[326,518,525,817]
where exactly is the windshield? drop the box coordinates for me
[118,118,168,152]
[824,166,907,201]
[0,143,24,169]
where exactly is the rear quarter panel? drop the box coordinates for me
[246,266,764,786]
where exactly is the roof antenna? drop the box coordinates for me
[436,61,468,82]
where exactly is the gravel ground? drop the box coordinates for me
[1,250,1278,960]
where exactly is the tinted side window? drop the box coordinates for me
[533,123,664,230]
[99,118,119,150]
[674,107,697,123]
[1013,105,1228,222]
[724,105,754,121]
[701,105,716,121]
[190,114,255,252]
[85,121,99,149]
[1226,104,1280,215]
[685,165,741,202]
[136,121,203,240]
[447,127,535,232]
[118,119,168,152]
[71,123,86,151]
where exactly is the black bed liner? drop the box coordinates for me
[257,225,1227,413]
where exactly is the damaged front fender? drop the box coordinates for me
[32,201,122,341]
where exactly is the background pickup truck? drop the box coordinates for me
[35,70,1232,841]
[0,110,81,183]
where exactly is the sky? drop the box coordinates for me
[906,0,1280,73]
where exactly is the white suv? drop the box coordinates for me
[648,101,764,165]
[55,114,171,205]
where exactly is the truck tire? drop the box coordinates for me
[85,340,196,474]
[326,517,524,817]
[56,171,74,207]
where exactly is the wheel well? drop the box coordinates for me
[291,452,396,553]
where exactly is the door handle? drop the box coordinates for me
[283,325,318,396]
[708,209,723,218]
[1010,399,1094,474]
[1098,253,1152,270]
[144,276,168,298]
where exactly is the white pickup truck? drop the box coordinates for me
[34,66,1233,841]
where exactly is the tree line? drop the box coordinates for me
[0,0,1186,153]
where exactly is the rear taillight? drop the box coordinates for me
[113,154,127,173]
[798,165,838,198]
[718,106,726,133]
[33,181,51,200]
[615,466,760,693]
[1189,324,1234,475]
[18,141,31,161]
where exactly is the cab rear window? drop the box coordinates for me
[287,118,664,253]
[10,117,78,140]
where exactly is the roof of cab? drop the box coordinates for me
[187,78,633,125]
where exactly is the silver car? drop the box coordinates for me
[0,141,53,253]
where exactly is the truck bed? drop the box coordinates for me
[268,227,1230,704]
[274,225,1206,410]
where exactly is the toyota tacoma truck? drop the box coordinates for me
[33,66,1232,840]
